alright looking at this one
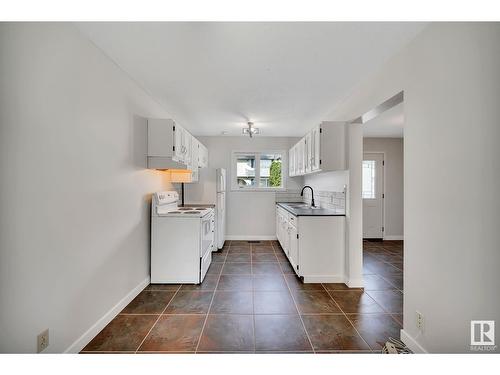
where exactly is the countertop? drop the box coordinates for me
[182,203,216,208]
[276,202,346,217]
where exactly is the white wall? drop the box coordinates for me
[303,171,348,192]
[363,137,404,239]
[327,23,500,353]
[185,136,303,239]
[0,23,170,353]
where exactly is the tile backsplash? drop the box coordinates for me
[303,189,346,210]
[275,189,346,210]
[275,190,302,203]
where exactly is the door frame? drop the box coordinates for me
[362,151,386,240]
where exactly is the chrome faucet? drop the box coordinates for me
[300,185,316,207]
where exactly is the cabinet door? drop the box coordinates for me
[296,140,303,175]
[311,125,321,171]
[289,224,298,274]
[183,132,192,165]
[148,118,175,157]
[305,132,312,174]
[276,211,280,244]
[191,138,199,169]
[202,144,208,167]
[198,144,208,168]
[281,217,289,254]
[288,147,294,177]
[190,168,199,182]
[173,123,185,162]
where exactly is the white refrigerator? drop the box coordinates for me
[216,168,226,249]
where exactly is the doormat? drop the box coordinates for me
[381,338,413,354]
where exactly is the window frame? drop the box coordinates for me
[231,150,287,192]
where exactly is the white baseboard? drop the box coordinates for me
[400,329,427,353]
[64,276,150,353]
[302,275,344,283]
[384,235,404,240]
[226,235,277,241]
[346,277,364,288]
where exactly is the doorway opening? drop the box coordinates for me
[360,93,404,329]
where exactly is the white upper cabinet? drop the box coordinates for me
[310,124,321,172]
[189,137,200,182]
[198,143,208,168]
[147,118,208,174]
[184,132,192,165]
[173,123,184,162]
[191,137,199,168]
[288,121,346,177]
[304,131,312,174]
[297,138,305,175]
[173,125,192,165]
[289,146,296,177]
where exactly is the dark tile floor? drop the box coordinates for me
[82,239,403,354]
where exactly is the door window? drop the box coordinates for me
[362,160,376,199]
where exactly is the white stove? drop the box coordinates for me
[151,191,215,284]
[155,191,214,218]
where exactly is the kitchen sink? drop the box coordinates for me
[285,203,321,210]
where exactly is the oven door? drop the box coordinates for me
[200,211,215,258]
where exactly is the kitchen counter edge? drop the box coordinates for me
[276,202,346,217]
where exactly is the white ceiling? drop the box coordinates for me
[363,102,404,138]
[77,22,425,136]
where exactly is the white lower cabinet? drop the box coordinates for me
[276,204,345,283]
[288,223,298,273]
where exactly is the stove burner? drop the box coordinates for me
[183,211,201,214]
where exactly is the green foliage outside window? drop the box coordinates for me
[269,160,282,187]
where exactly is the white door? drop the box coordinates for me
[363,153,384,238]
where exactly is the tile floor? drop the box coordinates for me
[82,239,403,354]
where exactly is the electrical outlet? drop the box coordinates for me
[37,329,49,353]
[416,311,424,331]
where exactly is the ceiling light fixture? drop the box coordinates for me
[242,121,259,138]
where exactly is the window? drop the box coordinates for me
[232,151,285,190]
[362,160,376,199]
[236,154,256,187]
